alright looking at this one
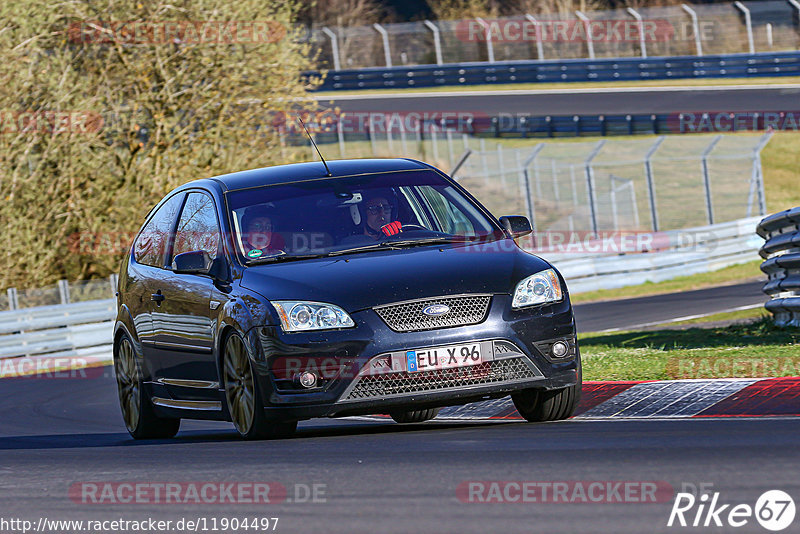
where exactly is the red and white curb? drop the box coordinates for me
[362,378,800,421]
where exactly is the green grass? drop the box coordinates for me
[569,260,763,304]
[315,76,800,97]
[579,317,800,381]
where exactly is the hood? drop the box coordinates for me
[240,242,552,312]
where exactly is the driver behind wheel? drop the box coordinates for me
[362,193,402,239]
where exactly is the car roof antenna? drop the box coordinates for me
[298,115,332,177]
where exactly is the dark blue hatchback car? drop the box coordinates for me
[114,158,581,439]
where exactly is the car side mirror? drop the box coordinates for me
[172,250,213,275]
[499,216,533,238]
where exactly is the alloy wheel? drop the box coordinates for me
[115,337,141,432]
[223,334,256,435]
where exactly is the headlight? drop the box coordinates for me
[271,301,355,332]
[512,268,563,309]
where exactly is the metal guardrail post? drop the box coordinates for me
[681,4,703,57]
[751,132,773,216]
[626,7,647,59]
[7,288,18,310]
[575,11,595,60]
[450,149,472,180]
[423,20,444,65]
[584,140,606,236]
[321,27,342,71]
[522,144,545,236]
[790,0,800,29]
[644,136,665,231]
[475,18,496,63]
[373,23,392,68]
[766,23,773,48]
[701,134,722,225]
[524,14,544,60]
[58,280,70,305]
[733,2,755,54]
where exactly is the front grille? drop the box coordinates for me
[342,357,537,401]
[374,295,491,332]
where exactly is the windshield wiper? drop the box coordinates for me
[328,243,401,256]
[248,252,329,264]
[379,236,464,248]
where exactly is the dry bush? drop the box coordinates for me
[0,0,318,290]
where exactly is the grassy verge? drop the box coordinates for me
[315,76,800,97]
[650,306,767,328]
[579,317,800,381]
[569,260,763,304]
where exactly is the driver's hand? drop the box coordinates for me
[381,221,402,237]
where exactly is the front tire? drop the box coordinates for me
[512,361,582,422]
[222,332,296,440]
[114,333,180,439]
[390,407,440,424]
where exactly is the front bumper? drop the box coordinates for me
[248,294,578,421]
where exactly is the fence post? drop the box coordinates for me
[446,130,455,167]
[626,7,647,58]
[701,135,722,225]
[373,23,393,67]
[479,138,489,185]
[58,279,70,305]
[431,129,439,163]
[733,2,755,54]
[423,20,444,65]
[109,274,119,297]
[450,149,472,181]
[766,23,773,48]
[753,132,773,216]
[321,27,342,71]
[644,136,665,231]
[400,125,408,156]
[337,117,346,158]
[585,140,607,237]
[524,14,544,60]
[475,18,496,63]
[550,159,560,202]
[7,287,18,310]
[497,144,506,187]
[522,144,546,236]
[681,4,704,56]
[575,11,596,60]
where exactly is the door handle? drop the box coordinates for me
[150,291,165,303]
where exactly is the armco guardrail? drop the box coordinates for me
[0,299,115,364]
[545,217,763,294]
[758,207,800,326]
[309,51,800,91]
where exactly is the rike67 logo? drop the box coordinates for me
[668,489,796,531]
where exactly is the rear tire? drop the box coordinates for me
[390,407,440,424]
[222,331,297,440]
[512,361,582,422]
[114,333,180,439]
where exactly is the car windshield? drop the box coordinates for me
[226,169,501,263]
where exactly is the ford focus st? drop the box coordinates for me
[113,158,581,439]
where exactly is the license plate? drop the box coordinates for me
[406,343,483,373]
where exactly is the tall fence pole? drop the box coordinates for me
[524,14,545,60]
[58,280,70,305]
[337,117,346,158]
[373,23,393,67]
[644,136,665,231]
[585,140,607,236]
[7,288,18,310]
[575,11,596,60]
[450,149,472,180]
[626,7,647,58]
[475,17,496,63]
[733,2,755,54]
[497,144,506,187]
[753,132,773,216]
[701,135,722,225]
[681,4,704,56]
[423,20,444,65]
[321,27,342,71]
[522,144,546,234]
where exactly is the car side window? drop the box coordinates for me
[172,192,221,262]
[418,185,475,235]
[133,194,184,267]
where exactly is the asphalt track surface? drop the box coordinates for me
[1,280,789,533]
[316,84,800,116]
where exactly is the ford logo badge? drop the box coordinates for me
[422,304,451,317]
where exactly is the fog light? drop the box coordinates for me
[296,371,318,389]
[551,340,569,358]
